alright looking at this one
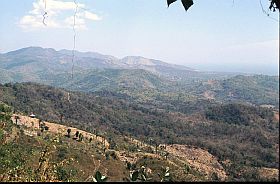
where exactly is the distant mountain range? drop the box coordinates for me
[0,47,236,83]
[0,47,194,81]
[0,47,279,107]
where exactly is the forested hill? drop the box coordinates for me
[0,47,198,82]
[0,47,278,107]
[44,72,280,109]
[0,82,278,181]
[190,75,279,107]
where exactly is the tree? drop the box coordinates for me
[164,151,169,160]
[44,126,49,131]
[15,116,20,125]
[155,142,159,155]
[160,167,172,182]
[38,119,43,128]
[184,163,191,174]
[129,166,151,182]
[0,102,13,125]
[67,128,71,138]
[92,171,108,182]
[60,114,63,124]
[75,131,79,138]
[78,133,83,141]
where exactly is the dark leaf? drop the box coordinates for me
[271,0,280,11]
[181,0,194,11]
[131,171,139,181]
[269,3,274,10]
[95,171,102,181]
[167,0,178,7]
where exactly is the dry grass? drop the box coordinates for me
[166,144,227,181]
[11,114,109,147]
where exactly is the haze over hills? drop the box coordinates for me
[0,47,239,83]
[0,47,196,80]
[0,47,279,107]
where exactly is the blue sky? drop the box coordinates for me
[0,0,279,74]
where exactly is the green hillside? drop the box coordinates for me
[0,102,128,182]
[192,75,279,107]
[1,47,278,107]
[0,69,29,84]
[0,83,278,181]
[42,70,280,109]
[46,68,170,92]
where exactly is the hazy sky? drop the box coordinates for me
[0,0,279,74]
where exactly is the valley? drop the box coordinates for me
[0,47,279,182]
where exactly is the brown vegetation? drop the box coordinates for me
[11,114,109,148]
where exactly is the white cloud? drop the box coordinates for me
[83,11,102,21]
[64,16,87,30]
[18,0,102,30]
[19,15,61,30]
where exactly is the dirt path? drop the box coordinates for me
[11,114,109,148]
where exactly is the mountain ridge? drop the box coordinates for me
[0,47,278,107]
[1,46,195,72]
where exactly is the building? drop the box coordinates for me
[29,114,36,118]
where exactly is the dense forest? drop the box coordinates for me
[0,82,278,181]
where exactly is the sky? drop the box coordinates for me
[0,0,279,75]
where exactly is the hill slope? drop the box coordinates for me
[0,47,201,82]
[0,103,235,182]
[46,68,171,92]
[191,75,279,107]
[0,83,278,181]
[3,47,278,107]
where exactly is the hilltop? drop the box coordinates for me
[0,47,200,82]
